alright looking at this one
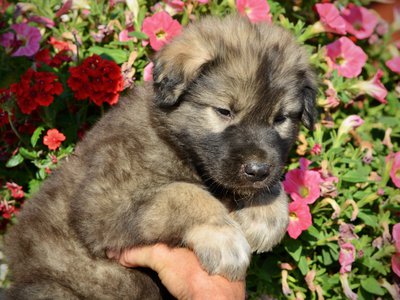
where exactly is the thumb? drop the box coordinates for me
[118,244,169,271]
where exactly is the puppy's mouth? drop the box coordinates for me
[229,177,279,194]
[204,164,283,197]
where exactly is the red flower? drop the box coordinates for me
[43,129,66,150]
[6,182,24,199]
[0,202,16,219]
[142,12,182,51]
[50,49,72,68]
[35,48,72,68]
[49,37,71,51]
[10,69,63,114]
[35,48,52,66]
[0,107,8,127]
[67,55,124,106]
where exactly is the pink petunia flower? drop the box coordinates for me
[392,253,400,277]
[299,157,312,170]
[387,152,400,188]
[164,0,185,15]
[339,242,356,274]
[353,69,387,104]
[320,79,340,108]
[315,3,346,35]
[319,174,339,198]
[280,264,293,296]
[325,37,367,78]
[337,115,364,137]
[236,0,272,23]
[341,5,378,40]
[28,16,55,28]
[55,0,72,17]
[339,223,358,244]
[283,160,322,204]
[142,11,182,51]
[310,144,322,155]
[339,273,358,300]
[393,223,400,251]
[376,20,389,36]
[119,29,135,42]
[0,23,41,57]
[287,200,312,239]
[143,62,154,82]
[386,57,400,74]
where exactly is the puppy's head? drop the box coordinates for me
[153,15,317,196]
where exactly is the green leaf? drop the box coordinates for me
[19,147,37,160]
[31,126,44,147]
[358,211,379,227]
[128,31,148,39]
[322,248,333,265]
[360,277,385,296]
[379,116,400,127]
[6,153,24,168]
[87,47,128,64]
[284,239,302,262]
[28,179,42,196]
[327,243,339,261]
[341,170,368,183]
[38,168,48,180]
[298,256,309,275]
[0,51,31,88]
[306,225,321,240]
[363,258,388,275]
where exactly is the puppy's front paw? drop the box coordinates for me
[231,185,289,253]
[184,219,251,281]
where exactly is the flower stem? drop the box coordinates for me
[72,31,80,65]
[8,113,28,147]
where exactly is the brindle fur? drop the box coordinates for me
[5,15,316,299]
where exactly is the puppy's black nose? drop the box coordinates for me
[244,162,270,182]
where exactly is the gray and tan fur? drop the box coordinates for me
[5,15,316,299]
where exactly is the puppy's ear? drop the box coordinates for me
[152,59,186,108]
[152,36,213,108]
[301,86,317,130]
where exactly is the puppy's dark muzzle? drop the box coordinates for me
[243,162,270,182]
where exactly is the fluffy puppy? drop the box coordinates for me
[4,15,316,299]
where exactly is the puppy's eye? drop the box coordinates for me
[215,107,232,118]
[273,115,287,125]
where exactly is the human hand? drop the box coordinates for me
[112,244,246,300]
